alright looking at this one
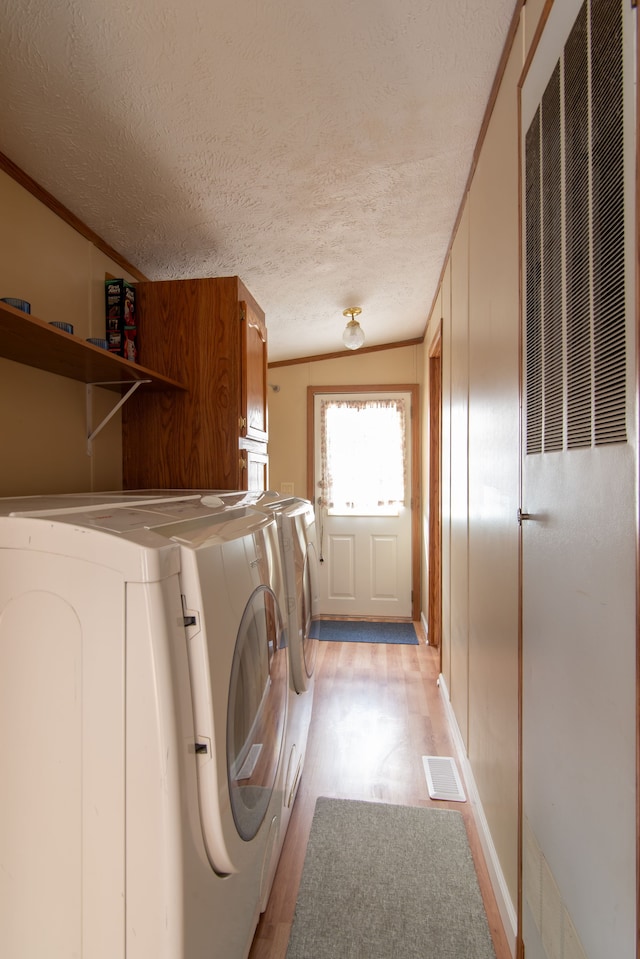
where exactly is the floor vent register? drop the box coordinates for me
[422,755,466,802]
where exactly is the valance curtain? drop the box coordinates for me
[318,399,407,512]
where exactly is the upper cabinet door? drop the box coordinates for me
[240,299,268,443]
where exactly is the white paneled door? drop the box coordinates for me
[520,1,636,956]
[312,390,414,618]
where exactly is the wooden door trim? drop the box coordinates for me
[428,324,443,656]
[307,384,421,622]
[635,10,640,958]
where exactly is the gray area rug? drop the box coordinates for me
[286,797,496,959]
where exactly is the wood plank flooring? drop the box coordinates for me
[249,630,512,959]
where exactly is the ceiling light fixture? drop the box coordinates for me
[342,307,365,350]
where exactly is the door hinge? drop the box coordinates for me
[181,595,200,637]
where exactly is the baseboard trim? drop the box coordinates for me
[438,672,518,958]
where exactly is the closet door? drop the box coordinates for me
[520,2,636,957]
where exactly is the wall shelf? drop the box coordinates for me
[0,300,186,392]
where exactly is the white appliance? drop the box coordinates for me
[0,491,290,959]
[160,490,319,838]
[256,496,319,821]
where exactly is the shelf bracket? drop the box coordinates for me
[86,380,150,455]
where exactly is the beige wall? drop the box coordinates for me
[439,264,452,687]
[465,12,523,910]
[420,6,534,938]
[449,203,471,752]
[267,345,423,499]
[0,169,135,496]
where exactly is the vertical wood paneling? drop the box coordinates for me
[466,14,523,924]
[440,263,453,692]
[427,324,443,651]
[449,204,470,751]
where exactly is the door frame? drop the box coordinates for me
[306,384,421,622]
[427,324,442,656]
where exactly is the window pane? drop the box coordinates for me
[319,399,406,514]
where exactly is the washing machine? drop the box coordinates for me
[256,496,319,822]
[0,491,289,959]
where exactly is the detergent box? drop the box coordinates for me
[105,279,137,362]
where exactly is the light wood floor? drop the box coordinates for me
[249,630,512,959]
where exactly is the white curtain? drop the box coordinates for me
[318,399,407,513]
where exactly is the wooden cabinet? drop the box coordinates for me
[122,276,268,491]
[241,297,268,444]
[241,444,269,492]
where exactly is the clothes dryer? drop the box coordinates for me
[0,492,289,959]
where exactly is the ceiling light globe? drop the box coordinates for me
[342,307,365,350]
[343,320,365,350]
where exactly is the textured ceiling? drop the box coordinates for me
[0,0,516,361]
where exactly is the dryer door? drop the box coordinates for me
[288,507,319,692]
[186,575,288,875]
[175,511,289,876]
[227,585,287,841]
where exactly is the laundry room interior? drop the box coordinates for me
[0,1,637,958]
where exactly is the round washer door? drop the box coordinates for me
[227,585,288,842]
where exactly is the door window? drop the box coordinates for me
[318,399,407,515]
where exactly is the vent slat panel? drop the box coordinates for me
[592,0,626,446]
[542,64,564,453]
[422,756,466,803]
[565,3,592,449]
[526,109,543,456]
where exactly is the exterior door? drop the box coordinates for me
[520,2,636,956]
[309,387,417,619]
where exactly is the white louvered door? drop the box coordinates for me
[520,1,636,957]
